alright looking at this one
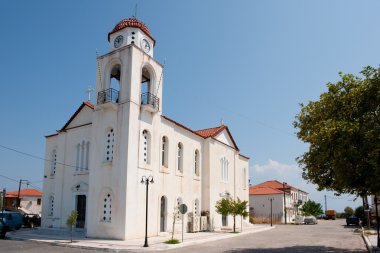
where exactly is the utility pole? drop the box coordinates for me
[17,179,28,209]
[324,195,327,212]
[283,182,287,224]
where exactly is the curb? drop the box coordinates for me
[7,226,275,252]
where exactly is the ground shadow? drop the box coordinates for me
[223,245,366,253]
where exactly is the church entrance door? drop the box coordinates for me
[160,196,167,232]
[76,195,86,228]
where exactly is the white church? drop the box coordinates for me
[41,17,250,240]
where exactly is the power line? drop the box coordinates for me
[0,174,42,191]
[0,143,83,170]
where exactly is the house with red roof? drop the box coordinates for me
[249,180,308,223]
[5,189,42,215]
[42,17,250,240]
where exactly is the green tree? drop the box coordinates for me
[294,66,380,196]
[344,206,354,217]
[299,200,324,217]
[66,210,78,243]
[215,197,248,233]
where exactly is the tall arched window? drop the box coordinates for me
[76,144,80,171]
[105,128,115,162]
[161,136,168,167]
[220,157,229,182]
[243,168,247,189]
[49,196,54,216]
[85,141,90,170]
[109,64,120,103]
[50,150,57,176]
[177,143,183,173]
[194,149,200,176]
[142,130,151,164]
[102,193,112,222]
[194,198,200,216]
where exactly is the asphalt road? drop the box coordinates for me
[168,219,367,253]
[0,219,368,253]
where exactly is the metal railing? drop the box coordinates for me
[97,88,119,105]
[141,92,159,110]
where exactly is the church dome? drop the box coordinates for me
[108,17,155,45]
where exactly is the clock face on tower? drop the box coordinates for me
[114,35,124,48]
[141,38,151,53]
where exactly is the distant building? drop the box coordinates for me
[41,17,250,240]
[249,180,308,223]
[5,189,42,215]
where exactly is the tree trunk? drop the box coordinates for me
[233,215,236,233]
[171,215,176,240]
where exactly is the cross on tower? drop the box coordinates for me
[86,85,94,102]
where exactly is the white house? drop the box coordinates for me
[5,189,42,215]
[41,17,250,240]
[249,180,308,223]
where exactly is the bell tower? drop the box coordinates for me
[108,17,155,57]
[87,17,163,240]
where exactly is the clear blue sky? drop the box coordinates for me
[1,0,379,212]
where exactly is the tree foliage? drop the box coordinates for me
[344,206,354,216]
[299,200,324,216]
[215,197,249,233]
[66,210,78,243]
[294,66,380,196]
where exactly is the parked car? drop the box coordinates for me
[23,214,41,228]
[0,219,6,239]
[304,216,318,225]
[346,216,360,226]
[295,215,305,225]
[317,214,326,219]
[0,211,23,231]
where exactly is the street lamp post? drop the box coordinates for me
[141,176,154,247]
[375,195,379,248]
[283,182,287,224]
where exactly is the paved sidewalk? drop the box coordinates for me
[6,225,274,252]
[362,229,380,253]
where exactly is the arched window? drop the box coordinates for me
[76,141,90,171]
[140,66,159,108]
[85,141,90,170]
[50,150,57,176]
[177,143,183,173]
[194,149,200,176]
[76,144,80,171]
[110,64,120,93]
[105,128,115,162]
[161,136,168,167]
[194,198,199,216]
[220,157,229,182]
[142,130,151,164]
[160,196,167,232]
[49,196,54,216]
[176,197,183,219]
[102,193,112,222]
[243,168,246,189]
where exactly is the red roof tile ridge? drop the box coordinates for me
[6,189,42,197]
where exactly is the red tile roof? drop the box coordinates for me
[195,126,226,138]
[108,17,156,45]
[249,186,285,195]
[250,180,308,195]
[6,189,42,198]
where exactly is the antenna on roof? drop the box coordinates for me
[96,49,103,92]
[155,58,166,96]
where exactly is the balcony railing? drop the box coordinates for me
[97,88,119,105]
[141,92,159,110]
